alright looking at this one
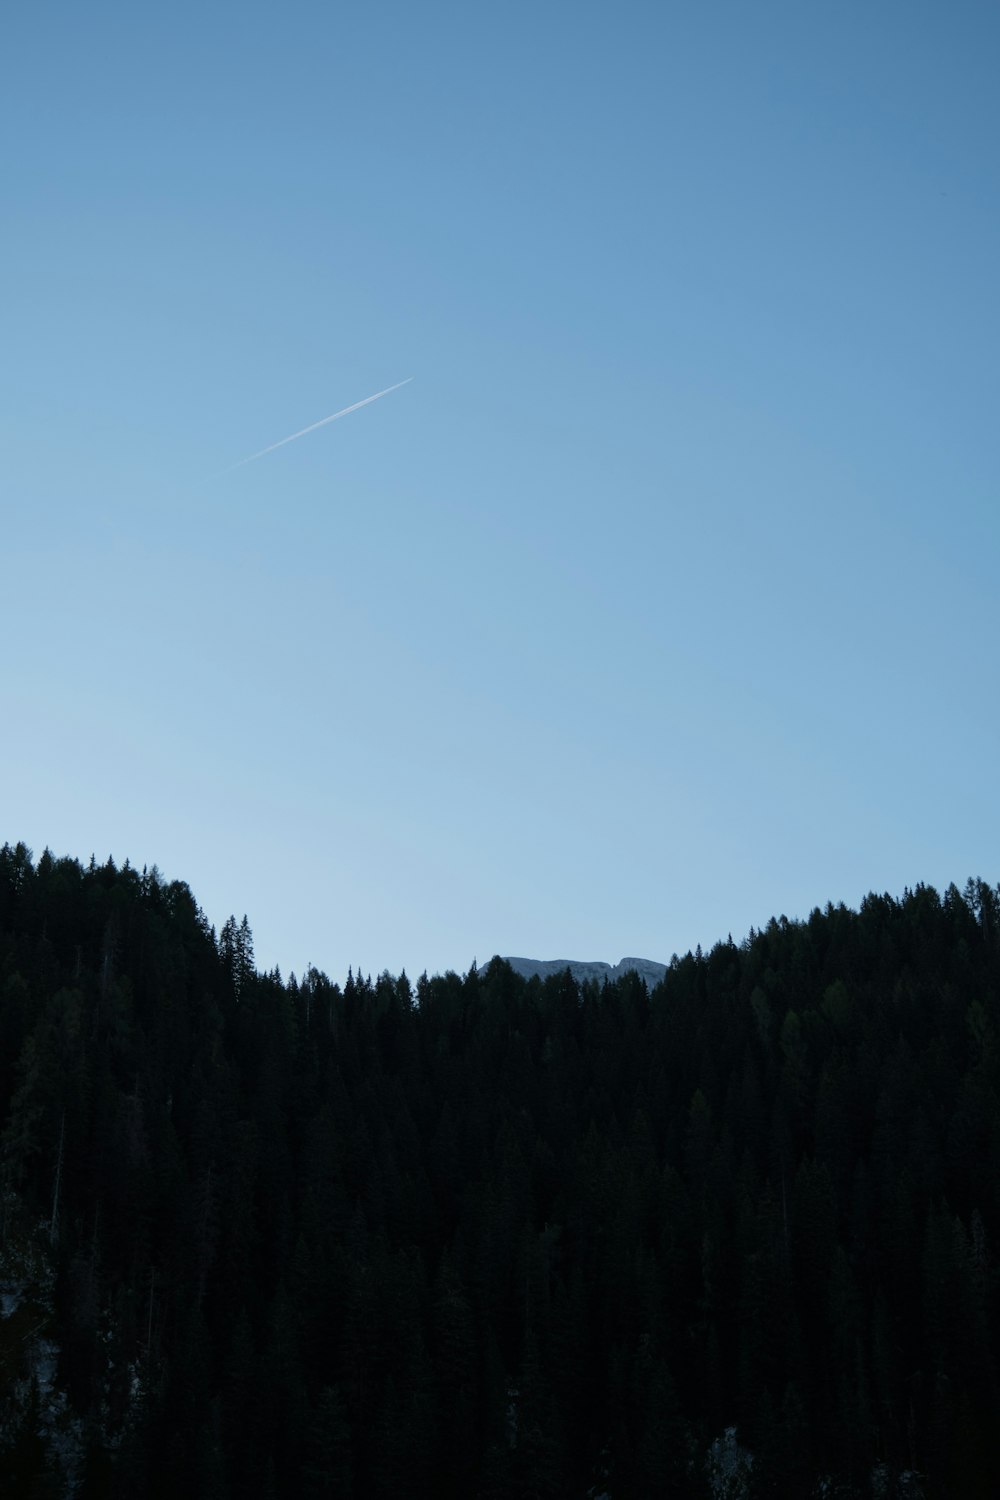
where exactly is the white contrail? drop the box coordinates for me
[227,377,413,472]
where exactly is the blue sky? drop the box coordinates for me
[4,1,998,980]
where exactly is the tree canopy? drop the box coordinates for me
[1,845,999,1498]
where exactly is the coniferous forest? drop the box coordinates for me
[2,845,1000,1497]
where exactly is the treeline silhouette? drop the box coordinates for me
[1,843,999,1497]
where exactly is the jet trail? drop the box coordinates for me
[227,377,413,471]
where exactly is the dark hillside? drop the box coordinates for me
[1,844,999,1498]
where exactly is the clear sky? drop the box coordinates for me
[4,1,998,981]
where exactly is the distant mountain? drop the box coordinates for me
[499,954,668,989]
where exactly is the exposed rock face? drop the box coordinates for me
[499,955,667,989]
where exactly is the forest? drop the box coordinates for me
[1,842,999,1497]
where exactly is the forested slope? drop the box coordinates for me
[1,844,999,1497]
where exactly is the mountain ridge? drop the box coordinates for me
[498,954,668,988]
